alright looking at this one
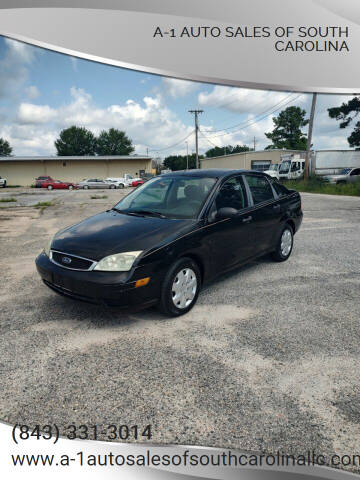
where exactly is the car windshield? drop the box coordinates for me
[113,176,217,219]
[339,168,352,175]
[279,161,291,173]
[268,164,278,171]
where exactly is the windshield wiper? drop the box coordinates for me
[111,207,140,216]
[127,209,167,218]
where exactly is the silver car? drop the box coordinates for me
[77,178,117,189]
[323,168,360,185]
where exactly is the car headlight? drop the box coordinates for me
[94,251,143,272]
[44,237,53,256]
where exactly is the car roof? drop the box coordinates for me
[160,169,263,179]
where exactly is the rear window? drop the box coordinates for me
[271,179,290,197]
[244,175,274,204]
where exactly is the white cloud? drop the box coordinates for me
[4,86,195,156]
[162,77,199,98]
[17,103,57,124]
[198,86,306,114]
[0,38,38,100]
[25,85,40,99]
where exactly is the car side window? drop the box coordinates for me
[213,176,248,212]
[245,175,274,204]
[270,179,290,197]
[351,169,360,176]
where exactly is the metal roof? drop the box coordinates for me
[0,155,151,162]
[200,149,306,160]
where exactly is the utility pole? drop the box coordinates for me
[146,147,149,156]
[185,141,189,170]
[305,92,317,180]
[189,109,203,169]
[253,136,256,151]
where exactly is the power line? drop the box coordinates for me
[201,92,297,134]
[201,94,303,139]
[147,130,195,153]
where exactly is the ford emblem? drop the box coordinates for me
[62,256,72,264]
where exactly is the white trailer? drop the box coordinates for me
[311,150,360,176]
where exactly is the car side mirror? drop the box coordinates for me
[216,207,239,219]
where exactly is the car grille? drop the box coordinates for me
[50,250,95,271]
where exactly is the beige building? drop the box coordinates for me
[200,149,305,171]
[0,155,152,186]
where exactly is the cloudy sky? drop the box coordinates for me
[0,35,356,158]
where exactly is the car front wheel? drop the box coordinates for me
[158,257,201,317]
[272,225,293,262]
[84,185,89,189]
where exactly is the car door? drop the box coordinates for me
[349,168,360,183]
[205,175,255,274]
[243,174,281,254]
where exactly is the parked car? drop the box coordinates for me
[77,179,117,189]
[132,179,145,187]
[0,176,6,188]
[42,180,75,190]
[106,174,135,189]
[263,164,280,178]
[35,176,54,188]
[323,167,360,184]
[36,169,302,317]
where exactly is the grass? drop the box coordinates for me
[283,176,360,197]
[33,201,54,208]
[0,197,17,202]
[90,194,108,199]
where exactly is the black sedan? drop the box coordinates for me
[36,169,302,316]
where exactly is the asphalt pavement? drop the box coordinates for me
[0,189,359,467]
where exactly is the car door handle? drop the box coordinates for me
[273,204,281,211]
[242,216,253,223]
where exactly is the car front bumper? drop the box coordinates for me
[35,252,163,308]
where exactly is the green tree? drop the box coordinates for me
[163,153,204,171]
[96,128,134,155]
[205,144,250,158]
[0,137,12,156]
[55,126,97,156]
[328,97,360,149]
[265,106,309,150]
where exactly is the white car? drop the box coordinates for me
[263,164,280,179]
[323,167,360,185]
[0,176,7,188]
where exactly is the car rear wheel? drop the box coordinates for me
[272,225,293,262]
[158,257,201,317]
[68,185,73,190]
[47,185,53,190]
[84,185,89,189]
[109,184,116,189]
[118,183,124,189]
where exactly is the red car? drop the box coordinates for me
[42,180,75,190]
[35,176,54,188]
[132,179,145,187]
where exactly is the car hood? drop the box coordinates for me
[51,210,196,261]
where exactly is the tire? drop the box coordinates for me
[158,257,201,317]
[1,183,5,188]
[272,225,294,262]
[47,185,53,190]
[118,183,124,189]
[110,184,116,189]
[84,185,89,189]
[68,185,73,190]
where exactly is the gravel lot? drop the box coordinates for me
[0,188,359,462]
